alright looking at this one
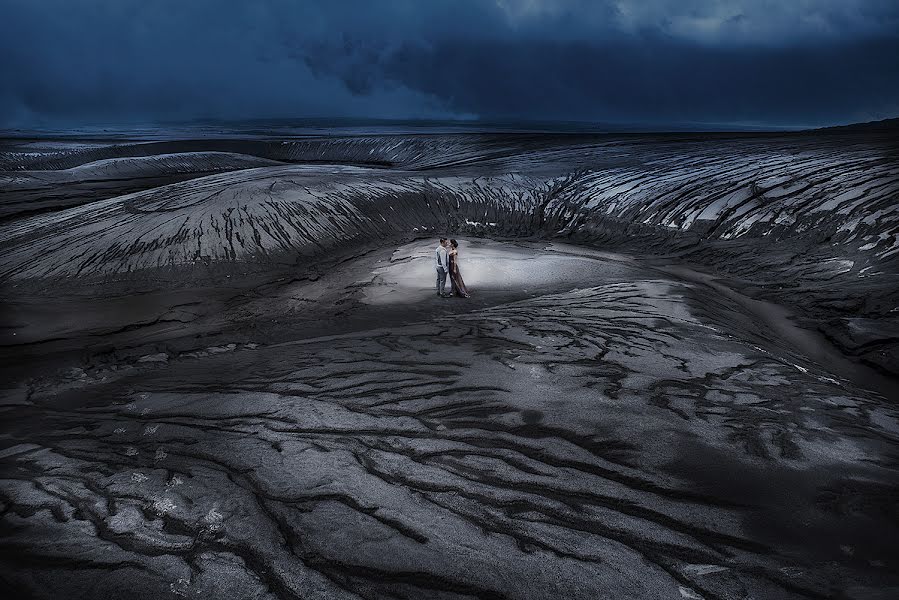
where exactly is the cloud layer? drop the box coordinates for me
[2,0,898,128]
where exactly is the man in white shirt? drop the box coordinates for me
[435,238,450,297]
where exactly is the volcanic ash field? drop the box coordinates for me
[1,130,898,599]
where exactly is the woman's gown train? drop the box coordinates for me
[449,255,470,297]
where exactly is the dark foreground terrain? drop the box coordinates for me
[1,128,898,599]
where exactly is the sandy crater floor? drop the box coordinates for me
[1,238,898,600]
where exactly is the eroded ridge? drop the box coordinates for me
[1,135,897,281]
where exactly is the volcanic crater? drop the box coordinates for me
[1,128,898,599]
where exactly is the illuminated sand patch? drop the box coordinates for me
[360,239,640,305]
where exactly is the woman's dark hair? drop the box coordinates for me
[450,239,458,248]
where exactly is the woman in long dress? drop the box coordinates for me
[448,239,471,298]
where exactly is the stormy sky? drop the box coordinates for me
[2,0,898,129]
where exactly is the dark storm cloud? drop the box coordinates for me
[1,0,898,128]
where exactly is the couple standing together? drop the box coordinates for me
[435,238,470,298]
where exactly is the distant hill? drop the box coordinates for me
[814,117,899,133]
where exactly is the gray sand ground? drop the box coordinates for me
[2,238,898,599]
